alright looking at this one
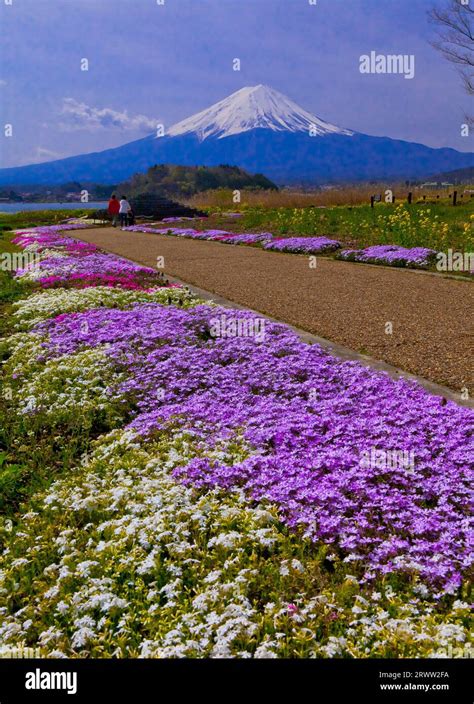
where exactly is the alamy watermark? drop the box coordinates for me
[1,252,40,271]
[0,646,42,658]
[360,52,415,80]
[436,250,474,273]
[360,448,415,473]
[209,315,266,342]
[25,669,77,695]
[433,643,473,659]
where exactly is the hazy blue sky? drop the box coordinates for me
[0,0,472,168]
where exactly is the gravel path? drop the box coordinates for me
[74,227,474,393]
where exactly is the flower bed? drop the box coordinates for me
[223,233,273,245]
[19,302,470,593]
[263,237,341,254]
[336,245,437,268]
[124,227,341,253]
[10,285,197,330]
[123,225,272,245]
[125,227,343,253]
[123,225,452,270]
[0,225,472,658]
[11,227,169,290]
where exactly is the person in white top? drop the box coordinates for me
[119,196,131,228]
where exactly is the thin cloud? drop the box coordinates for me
[23,147,63,164]
[59,98,157,133]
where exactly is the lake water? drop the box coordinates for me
[0,202,107,214]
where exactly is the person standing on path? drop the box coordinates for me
[119,195,131,229]
[108,194,120,227]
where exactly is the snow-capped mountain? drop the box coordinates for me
[167,84,354,140]
[0,85,473,185]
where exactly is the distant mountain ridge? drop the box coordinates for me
[0,85,473,185]
[427,165,474,184]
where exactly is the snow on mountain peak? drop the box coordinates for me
[167,85,353,141]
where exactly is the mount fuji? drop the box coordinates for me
[167,85,354,140]
[1,84,473,185]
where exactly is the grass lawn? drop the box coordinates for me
[0,208,91,232]
[0,230,35,515]
[0,231,31,311]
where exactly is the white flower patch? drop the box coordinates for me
[0,427,472,659]
[11,285,202,330]
[12,347,123,419]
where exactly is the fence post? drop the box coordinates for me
[370,196,375,209]
[407,192,412,205]
[453,190,458,206]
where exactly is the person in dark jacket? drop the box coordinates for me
[108,194,120,227]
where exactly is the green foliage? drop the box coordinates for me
[0,452,30,515]
[0,209,90,231]
[0,232,33,309]
[117,164,278,200]
[0,271,30,306]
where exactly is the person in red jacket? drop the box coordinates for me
[108,194,120,227]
